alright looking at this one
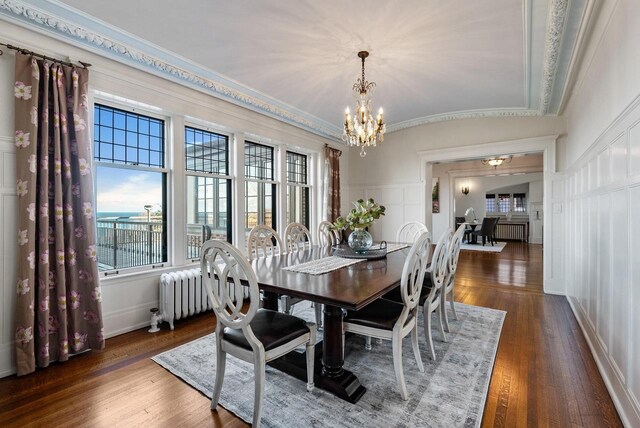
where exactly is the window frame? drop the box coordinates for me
[184,124,234,261]
[285,150,311,228]
[92,100,171,276]
[244,141,278,233]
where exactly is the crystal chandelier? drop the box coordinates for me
[342,51,385,157]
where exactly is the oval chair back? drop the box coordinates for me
[201,240,260,332]
[247,225,283,262]
[448,223,466,276]
[283,222,312,253]
[318,220,340,247]
[431,228,452,293]
[396,221,428,244]
[400,232,432,310]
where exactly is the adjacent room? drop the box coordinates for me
[0,1,638,427]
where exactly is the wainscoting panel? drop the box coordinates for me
[565,98,640,427]
[346,183,425,242]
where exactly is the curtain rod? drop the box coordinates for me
[0,42,91,69]
[325,143,342,157]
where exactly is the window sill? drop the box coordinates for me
[99,261,199,285]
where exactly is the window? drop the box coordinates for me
[485,194,496,213]
[498,193,511,213]
[185,126,232,259]
[94,104,167,271]
[513,193,527,212]
[286,151,310,228]
[244,142,276,236]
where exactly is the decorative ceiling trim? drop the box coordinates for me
[0,0,343,140]
[539,0,569,114]
[387,108,541,133]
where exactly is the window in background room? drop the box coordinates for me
[185,126,232,259]
[94,104,167,271]
[513,193,527,212]
[498,193,511,213]
[485,194,496,213]
[244,142,276,236]
[286,151,310,228]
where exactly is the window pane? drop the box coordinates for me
[287,185,309,227]
[244,142,274,180]
[186,176,231,258]
[513,193,527,212]
[245,181,275,237]
[95,166,167,270]
[485,194,496,213]
[286,151,308,184]
[94,104,164,168]
[498,194,511,213]
[185,126,228,175]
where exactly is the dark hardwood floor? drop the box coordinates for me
[0,242,622,427]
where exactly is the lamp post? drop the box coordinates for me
[144,204,153,223]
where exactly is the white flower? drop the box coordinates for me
[54,159,62,175]
[40,250,49,265]
[27,203,36,221]
[73,114,86,131]
[80,94,88,111]
[30,106,38,126]
[54,204,63,221]
[27,252,35,269]
[91,286,102,302]
[15,131,30,148]
[63,159,71,178]
[41,155,49,170]
[78,158,90,176]
[82,202,93,219]
[17,279,30,295]
[56,250,65,266]
[18,229,28,246]
[14,81,32,100]
[85,245,97,261]
[40,203,49,218]
[31,59,39,80]
[28,154,37,173]
[16,179,28,197]
[16,326,33,345]
[72,70,79,88]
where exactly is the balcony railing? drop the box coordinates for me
[96,218,228,270]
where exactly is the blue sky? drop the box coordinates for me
[97,166,163,213]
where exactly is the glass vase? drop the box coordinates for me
[348,229,373,252]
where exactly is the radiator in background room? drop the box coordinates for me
[157,268,249,330]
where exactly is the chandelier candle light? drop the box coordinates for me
[343,51,386,157]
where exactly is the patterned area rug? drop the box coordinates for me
[152,302,505,428]
[460,242,507,253]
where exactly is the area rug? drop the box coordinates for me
[460,242,507,253]
[152,302,505,428]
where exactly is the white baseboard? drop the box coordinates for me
[0,343,15,378]
[567,296,640,427]
[103,301,158,339]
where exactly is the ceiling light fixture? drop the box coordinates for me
[343,51,385,157]
[482,156,512,168]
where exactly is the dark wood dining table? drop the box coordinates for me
[249,245,410,403]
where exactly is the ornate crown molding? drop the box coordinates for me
[386,109,541,133]
[539,0,569,114]
[0,0,342,140]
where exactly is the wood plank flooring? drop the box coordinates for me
[0,242,622,427]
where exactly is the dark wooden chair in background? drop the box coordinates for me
[471,217,497,246]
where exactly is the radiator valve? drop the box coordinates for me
[149,307,161,333]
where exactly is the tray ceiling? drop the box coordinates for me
[0,0,589,139]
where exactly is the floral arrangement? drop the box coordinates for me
[333,198,386,231]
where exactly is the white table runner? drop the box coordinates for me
[283,243,409,275]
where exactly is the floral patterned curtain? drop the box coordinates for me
[324,146,342,222]
[14,53,104,376]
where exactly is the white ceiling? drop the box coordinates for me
[1,0,588,138]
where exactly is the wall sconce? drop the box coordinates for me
[461,186,470,195]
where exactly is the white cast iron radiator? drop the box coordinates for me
[158,268,248,330]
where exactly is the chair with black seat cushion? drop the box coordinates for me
[491,217,500,245]
[318,221,341,247]
[395,221,428,244]
[441,223,465,333]
[470,217,495,246]
[343,232,431,400]
[201,240,316,428]
[247,224,283,261]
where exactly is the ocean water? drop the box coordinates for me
[97,211,145,219]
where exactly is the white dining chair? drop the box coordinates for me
[281,223,322,328]
[247,224,283,262]
[201,240,316,428]
[283,222,313,253]
[396,221,428,244]
[422,228,452,360]
[343,232,431,400]
[441,223,466,332]
[317,220,341,247]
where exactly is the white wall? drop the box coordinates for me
[562,0,640,425]
[0,22,343,377]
